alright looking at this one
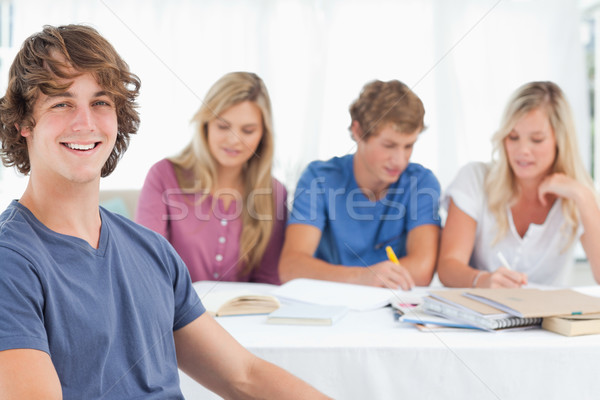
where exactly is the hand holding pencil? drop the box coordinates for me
[354,246,415,290]
[383,246,414,290]
[386,246,401,265]
[488,251,528,288]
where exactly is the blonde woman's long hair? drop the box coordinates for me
[485,81,594,248]
[170,72,275,276]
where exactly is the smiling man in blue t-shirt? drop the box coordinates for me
[280,80,441,290]
[0,24,327,400]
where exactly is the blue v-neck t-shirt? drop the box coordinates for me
[0,200,205,399]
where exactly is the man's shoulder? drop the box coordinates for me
[303,155,352,181]
[0,202,35,242]
[0,203,165,257]
[100,207,166,243]
[0,202,44,263]
[401,163,440,186]
[403,162,435,176]
[100,207,180,262]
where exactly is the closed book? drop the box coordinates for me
[267,304,349,326]
[201,290,280,317]
[542,313,600,336]
[463,288,600,318]
[429,289,510,318]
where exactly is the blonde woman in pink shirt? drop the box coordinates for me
[136,72,286,283]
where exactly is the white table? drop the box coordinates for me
[180,282,600,399]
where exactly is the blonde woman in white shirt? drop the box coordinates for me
[438,81,600,288]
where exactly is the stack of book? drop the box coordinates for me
[398,288,600,336]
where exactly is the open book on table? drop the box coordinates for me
[200,290,280,317]
[424,290,542,331]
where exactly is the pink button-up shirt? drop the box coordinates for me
[136,159,286,284]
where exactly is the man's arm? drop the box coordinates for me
[174,313,330,399]
[0,348,62,399]
[279,224,414,289]
[398,224,440,286]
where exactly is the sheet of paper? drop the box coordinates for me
[271,278,400,311]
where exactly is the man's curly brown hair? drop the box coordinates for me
[0,24,141,177]
[349,79,425,140]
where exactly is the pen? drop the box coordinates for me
[496,251,513,271]
[386,245,400,265]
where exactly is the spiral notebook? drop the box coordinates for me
[424,290,542,331]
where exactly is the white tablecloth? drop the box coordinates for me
[180,281,600,399]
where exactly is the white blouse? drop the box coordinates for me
[442,162,582,286]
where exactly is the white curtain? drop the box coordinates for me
[0,0,588,209]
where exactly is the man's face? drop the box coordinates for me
[20,72,118,186]
[354,122,420,189]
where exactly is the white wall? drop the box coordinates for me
[0,0,590,210]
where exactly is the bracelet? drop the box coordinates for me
[472,271,484,288]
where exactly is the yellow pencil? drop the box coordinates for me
[385,245,400,265]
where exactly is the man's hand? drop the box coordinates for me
[356,260,415,290]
